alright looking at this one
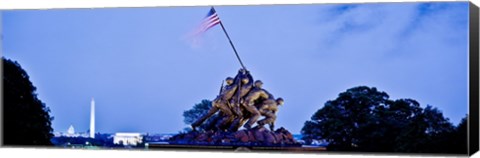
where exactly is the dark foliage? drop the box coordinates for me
[3,57,54,146]
[449,115,468,154]
[301,86,467,154]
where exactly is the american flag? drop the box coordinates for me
[193,7,221,35]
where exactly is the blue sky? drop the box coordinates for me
[1,2,470,134]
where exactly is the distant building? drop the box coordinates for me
[67,125,75,135]
[113,133,143,146]
[54,98,97,139]
[90,98,95,138]
[53,131,89,138]
[53,124,90,138]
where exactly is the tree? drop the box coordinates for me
[391,104,456,153]
[182,99,222,131]
[3,57,54,145]
[451,115,468,154]
[301,86,463,154]
[302,86,389,151]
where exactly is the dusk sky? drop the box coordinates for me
[1,2,469,134]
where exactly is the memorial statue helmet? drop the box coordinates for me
[241,78,250,84]
[225,77,234,85]
[276,97,284,105]
[254,80,263,88]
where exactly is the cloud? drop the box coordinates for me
[301,2,469,124]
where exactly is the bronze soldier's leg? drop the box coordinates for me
[257,111,276,126]
[215,100,235,131]
[233,107,250,130]
[228,105,244,132]
[238,118,248,129]
[230,99,243,118]
[243,104,260,129]
[192,105,219,129]
[204,111,224,131]
[216,113,232,131]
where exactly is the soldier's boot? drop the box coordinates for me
[253,120,268,130]
[269,124,275,131]
[236,118,247,130]
[256,120,266,127]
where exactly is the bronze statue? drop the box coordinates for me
[236,69,254,100]
[192,69,283,132]
[240,80,271,130]
[172,68,302,146]
[257,97,284,131]
[191,77,237,131]
[228,69,254,131]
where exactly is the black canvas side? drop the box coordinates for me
[469,1,479,156]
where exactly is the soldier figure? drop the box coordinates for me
[228,69,254,131]
[191,77,237,131]
[257,97,284,131]
[235,69,254,103]
[240,80,271,130]
[192,69,283,132]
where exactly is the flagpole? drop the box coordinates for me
[212,7,247,70]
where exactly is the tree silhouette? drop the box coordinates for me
[452,115,468,154]
[302,86,466,154]
[3,57,54,146]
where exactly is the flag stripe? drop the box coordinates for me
[204,20,220,31]
[199,16,219,30]
[193,8,221,35]
[202,13,219,24]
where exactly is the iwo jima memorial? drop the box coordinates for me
[150,7,323,151]
[164,68,301,150]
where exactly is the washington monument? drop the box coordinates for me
[90,98,95,138]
